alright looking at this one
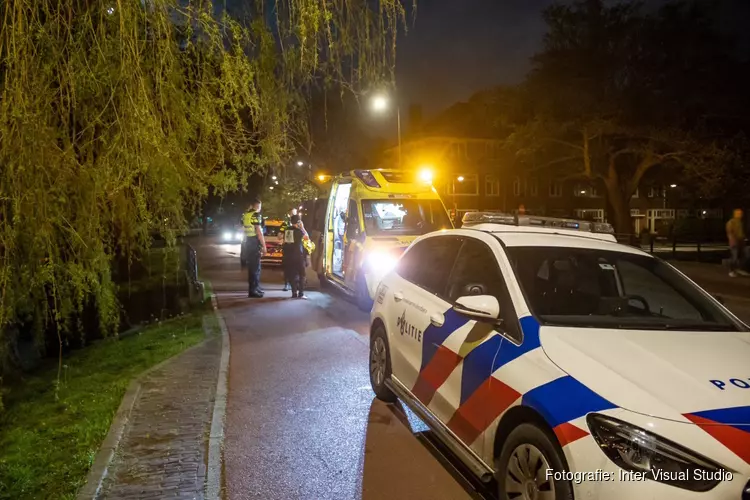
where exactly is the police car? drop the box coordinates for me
[368,212,750,500]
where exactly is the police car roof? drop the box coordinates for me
[489,229,649,256]
[468,222,618,243]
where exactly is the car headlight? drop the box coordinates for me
[235,232,243,240]
[223,231,232,241]
[366,251,398,273]
[587,414,729,492]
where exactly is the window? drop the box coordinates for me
[648,186,664,198]
[446,239,520,341]
[549,181,563,197]
[506,246,743,331]
[513,176,522,197]
[574,184,599,197]
[529,177,539,197]
[574,209,605,222]
[361,199,452,236]
[346,199,359,239]
[397,237,462,296]
[452,174,479,195]
[485,175,500,197]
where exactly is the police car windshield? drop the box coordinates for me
[506,247,744,332]
[361,199,451,236]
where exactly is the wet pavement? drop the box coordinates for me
[195,238,482,500]
[193,237,750,500]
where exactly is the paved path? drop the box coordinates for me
[97,333,221,500]
[672,261,750,322]
[195,237,481,500]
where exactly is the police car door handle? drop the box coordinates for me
[430,313,444,327]
[393,291,403,302]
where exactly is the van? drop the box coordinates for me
[314,169,453,310]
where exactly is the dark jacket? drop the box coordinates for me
[282,226,305,274]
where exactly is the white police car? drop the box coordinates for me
[369,213,750,500]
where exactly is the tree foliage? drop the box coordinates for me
[505,0,750,234]
[262,176,322,219]
[0,0,410,372]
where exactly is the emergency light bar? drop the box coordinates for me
[461,212,615,234]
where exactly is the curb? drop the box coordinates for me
[76,319,217,500]
[76,381,141,500]
[206,294,230,500]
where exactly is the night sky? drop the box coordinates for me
[396,0,556,116]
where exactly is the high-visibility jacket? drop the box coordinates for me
[242,210,263,237]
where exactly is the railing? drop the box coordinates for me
[617,233,729,263]
[186,244,199,284]
[184,243,206,303]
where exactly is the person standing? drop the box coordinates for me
[726,208,748,277]
[243,198,267,297]
[282,214,307,298]
[280,207,298,291]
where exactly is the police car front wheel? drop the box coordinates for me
[496,423,574,500]
[369,326,396,402]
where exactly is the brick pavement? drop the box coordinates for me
[97,327,221,500]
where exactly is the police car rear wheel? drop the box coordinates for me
[497,424,573,500]
[369,326,396,402]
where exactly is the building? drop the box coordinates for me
[380,136,724,236]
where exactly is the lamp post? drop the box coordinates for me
[452,175,464,217]
[371,94,401,167]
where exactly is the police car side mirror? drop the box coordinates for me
[453,295,500,321]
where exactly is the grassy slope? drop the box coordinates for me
[0,313,208,500]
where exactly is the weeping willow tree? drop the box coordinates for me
[0,0,410,376]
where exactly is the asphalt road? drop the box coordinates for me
[195,237,489,500]
[193,237,750,500]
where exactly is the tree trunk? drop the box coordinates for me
[604,179,634,240]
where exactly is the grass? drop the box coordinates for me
[0,313,208,500]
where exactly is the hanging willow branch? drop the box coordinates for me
[0,0,410,370]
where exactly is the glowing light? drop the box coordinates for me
[269,186,274,190]
[318,174,327,182]
[418,167,434,184]
[272,175,277,180]
[670,184,677,188]
[371,95,388,112]
[297,161,304,166]
[367,251,397,272]
[457,176,465,182]
[580,190,586,194]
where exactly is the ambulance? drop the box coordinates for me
[314,169,453,310]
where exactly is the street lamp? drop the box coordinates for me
[371,93,401,167]
[271,175,277,181]
[297,161,304,167]
[452,175,464,215]
[670,184,677,188]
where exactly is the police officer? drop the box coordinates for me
[280,207,298,291]
[242,198,266,298]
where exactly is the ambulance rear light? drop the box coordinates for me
[461,212,615,234]
[354,170,381,188]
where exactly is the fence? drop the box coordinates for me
[185,244,205,302]
[616,233,729,263]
